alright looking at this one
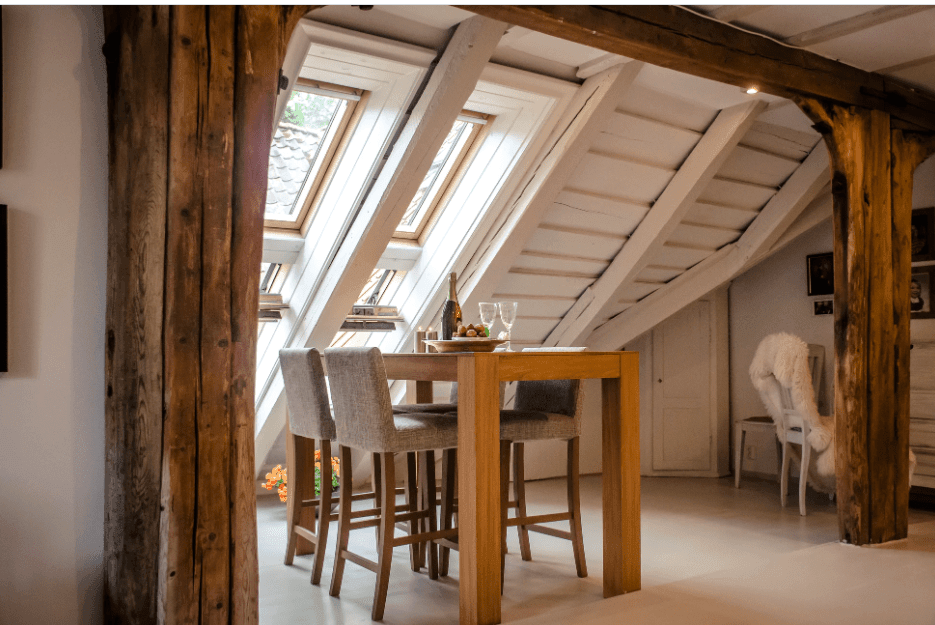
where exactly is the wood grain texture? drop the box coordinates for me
[457,354,502,625]
[798,98,930,545]
[458,5,935,132]
[601,352,641,596]
[102,7,169,623]
[104,6,308,623]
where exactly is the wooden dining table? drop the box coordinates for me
[383,350,640,625]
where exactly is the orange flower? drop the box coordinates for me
[315,449,321,460]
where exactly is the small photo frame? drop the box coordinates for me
[806,252,834,296]
[813,300,833,316]
[911,267,935,319]
[911,207,935,263]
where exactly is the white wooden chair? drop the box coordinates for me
[737,343,825,516]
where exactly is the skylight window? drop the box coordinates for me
[394,112,486,240]
[264,81,361,230]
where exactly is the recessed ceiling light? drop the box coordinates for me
[746,87,759,95]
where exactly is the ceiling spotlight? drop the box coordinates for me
[746,86,759,95]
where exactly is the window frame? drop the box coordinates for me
[392,111,489,242]
[263,79,363,232]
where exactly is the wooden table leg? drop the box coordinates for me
[406,379,434,404]
[457,354,501,625]
[601,353,640,597]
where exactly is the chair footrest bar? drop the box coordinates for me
[340,549,379,573]
[526,524,573,540]
[349,518,381,531]
[507,512,570,527]
[393,527,459,547]
[434,538,459,551]
[293,526,319,545]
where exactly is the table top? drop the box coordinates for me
[382,350,634,382]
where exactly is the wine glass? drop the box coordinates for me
[479,302,497,337]
[498,301,518,351]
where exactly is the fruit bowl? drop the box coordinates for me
[423,338,507,353]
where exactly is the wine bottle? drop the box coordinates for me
[441,272,462,340]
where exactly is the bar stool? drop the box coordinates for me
[324,347,460,621]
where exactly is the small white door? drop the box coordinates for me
[652,299,712,471]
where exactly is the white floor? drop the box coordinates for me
[258,475,935,624]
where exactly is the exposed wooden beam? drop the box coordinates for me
[296,16,504,354]
[586,143,829,350]
[709,5,772,23]
[544,98,765,348]
[457,5,935,132]
[457,62,644,321]
[785,6,933,48]
[102,6,308,623]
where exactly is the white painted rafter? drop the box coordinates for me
[254,15,505,475]
[456,61,645,323]
[544,98,766,348]
[785,5,933,48]
[586,143,830,351]
[709,5,772,23]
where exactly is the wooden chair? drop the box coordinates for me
[324,347,460,621]
[498,346,588,579]
[279,348,339,585]
[739,342,825,516]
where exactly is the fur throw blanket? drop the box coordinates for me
[749,333,836,492]
[749,333,915,494]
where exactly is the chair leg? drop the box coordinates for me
[439,448,456,577]
[734,423,745,488]
[371,452,382,545]
[405,451,421,571]
[420,450,439,579]
[329,445,354,598]
[780,438,790,508]
[500,440,511,593]
[373,452,396,622]
[285,431,316,563]
[311,439,333,586]
[512,442,532,561]
[567,437,588,578]
[799,442,810,517]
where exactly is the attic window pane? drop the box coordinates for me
[264,89,350,227]
[395,116,480,238]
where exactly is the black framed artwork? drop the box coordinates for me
[814,300,833,315]
[911,207,935,263]
[911,266,935,320]
[806,252,834,296]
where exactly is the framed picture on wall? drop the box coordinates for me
[911,207,935,262]
[806,252,834,296]
[814,300,833,315]
[911,266,935,319]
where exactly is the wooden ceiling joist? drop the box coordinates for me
[587,143,830,351]
[783,5,933,48]
[457,5,935,132]
[543,98,765,348]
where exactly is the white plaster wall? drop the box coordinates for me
[0,7,107,624]
[729,153,935,475]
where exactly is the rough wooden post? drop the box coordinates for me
[799,99,935,545]
[103,6,309,623]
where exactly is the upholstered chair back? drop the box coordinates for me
[279,348,336,441]
[323,347,397,451]
[515,347,586,433]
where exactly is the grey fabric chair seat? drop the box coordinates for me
[383,412,459,452]
[393,402,458,414]
[499,409,576,441]
[280,347,336,441]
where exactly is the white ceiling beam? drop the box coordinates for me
[785,6,933,48]
[576,53,631,79]
[296,15,505,352]
[457,61,644,320]
[544,98,766,348]
[586,143,829,351]
[253,15,505,473]
[709,5,772,23]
